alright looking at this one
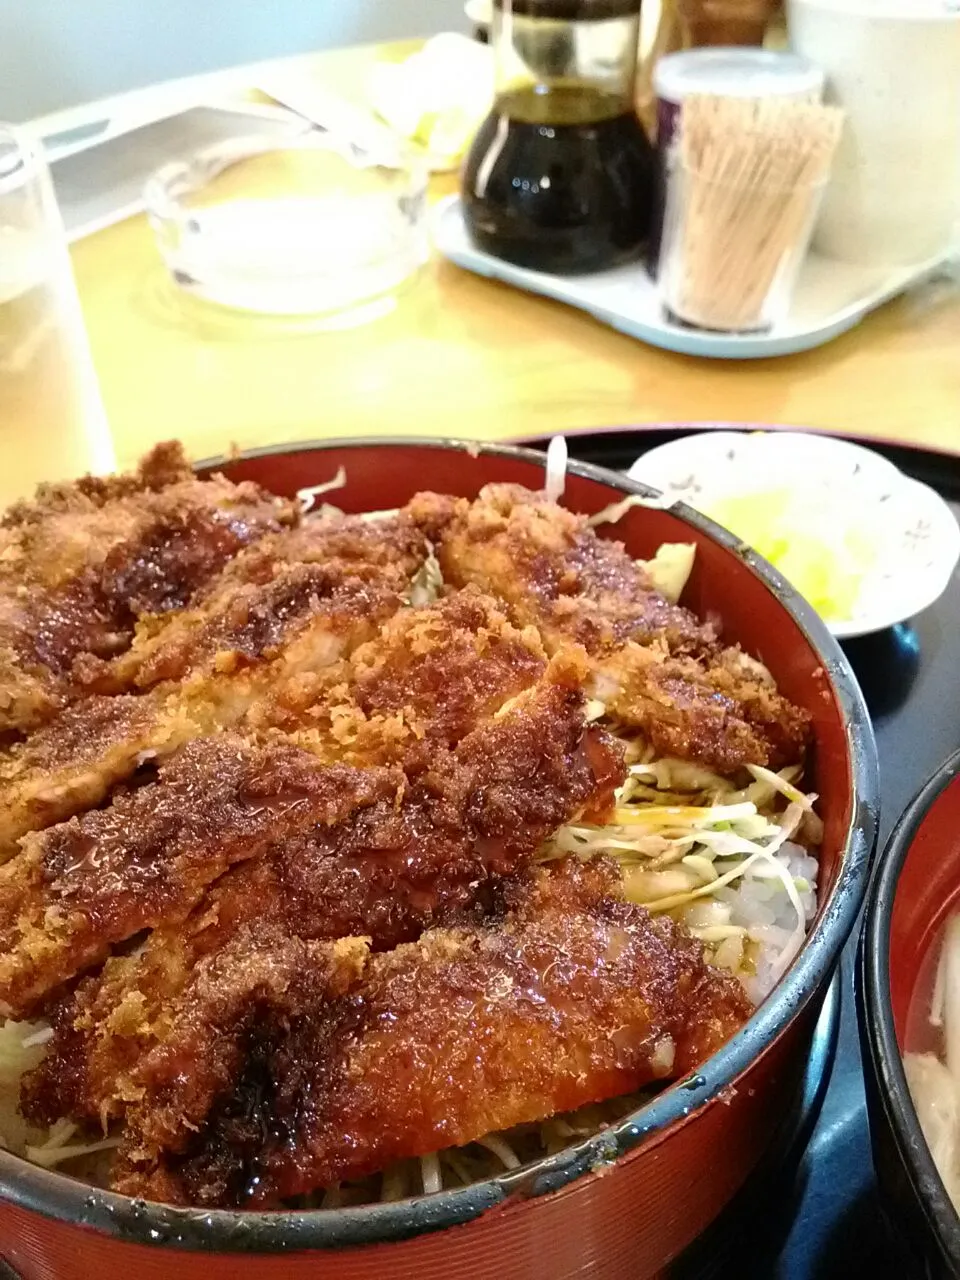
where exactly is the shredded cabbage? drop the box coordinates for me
[587,492,679,528]
[25,1131,121,1169]
[420,1152,443,1194]
[586,494,648,528]
[297,467,347,514]
[639,543,696,605]
[408,551,443,607]
[543,761,817,987]
[475,1134,522,1170]
[545,435,568,504]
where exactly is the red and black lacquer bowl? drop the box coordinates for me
[0,439,878,1280]
[860,751,960,1277]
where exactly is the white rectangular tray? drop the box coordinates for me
[433,194,954,360]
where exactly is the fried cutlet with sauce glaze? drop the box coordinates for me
[266,585,547,759]
[409,485,810,771]
[0,443,297,735]
[0,522,427,856]
[591,643,811,773]
[112,857,750,1208]
[0,736,405,1020]
[75,513,428,696]
[408,484,714,657]
[23,661,623,1124]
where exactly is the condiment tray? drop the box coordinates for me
[433,195,954,360]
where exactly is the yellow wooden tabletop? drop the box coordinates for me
[66,43,960,471]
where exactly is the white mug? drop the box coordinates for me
[787,0,960,266]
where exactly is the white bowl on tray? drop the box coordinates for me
[627,430,960,640]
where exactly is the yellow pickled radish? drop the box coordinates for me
[704,489,876,622]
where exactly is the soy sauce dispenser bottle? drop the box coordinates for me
[462,0,656,274]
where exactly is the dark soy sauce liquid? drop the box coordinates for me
[462,83,656,274]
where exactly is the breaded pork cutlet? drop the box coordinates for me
[0,517,428,856]
[0,453,811,1214]
[76,513,428,696]
[409,484,714,657]
[269,585,548,759]
[22,660,623,1124]
[410,485,810,772]
[597,641,812,774]
[0,737,403,1021]
[0,443,297,735]
[111,857,750,1208]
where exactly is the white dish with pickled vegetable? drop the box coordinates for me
[628,429,960,639]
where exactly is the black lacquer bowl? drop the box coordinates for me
[861,750,960,1277]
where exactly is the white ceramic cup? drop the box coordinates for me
[787,0,960,266]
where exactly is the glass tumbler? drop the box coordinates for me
[0,125,113,507]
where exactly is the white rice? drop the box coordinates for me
[716,843,819,1003]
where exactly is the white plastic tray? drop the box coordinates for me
[433,194,954,360]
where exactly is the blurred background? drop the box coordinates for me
[0,0,464,119]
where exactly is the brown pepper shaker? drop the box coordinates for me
[676,0,780,47]
[637,0,781,134]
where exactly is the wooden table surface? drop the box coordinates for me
[63,42,960,470]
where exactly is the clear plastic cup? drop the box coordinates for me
[0,125,113,506]
[658,158,825,332]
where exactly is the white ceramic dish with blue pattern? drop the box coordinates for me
[627,431,960,640]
